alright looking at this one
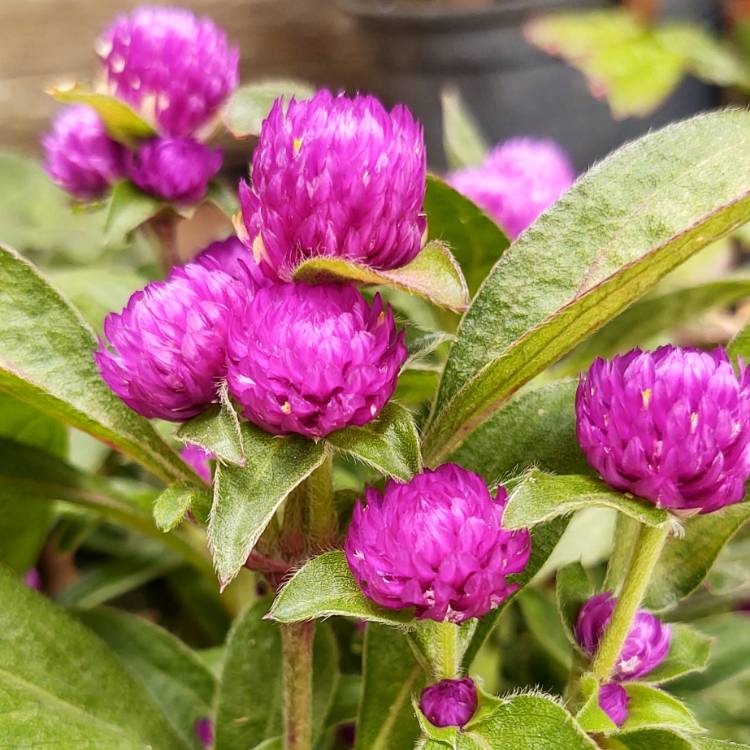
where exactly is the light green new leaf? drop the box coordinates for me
[576,675,619,735]
[0,244,192,484]
[49,83,156,144]
[729,317,750,364]
[293,240,470,313]
[77,608,216,750]
[0,566,187,748]
[440,88,489,170]
[504,469,669,530]
[104,181,165,244]
[424,111,750,464]
[154,482,212,531]
[327,403,422,481]
[209,423,326,588]
[424,175,510,296]
[645,624,712,685]
[556,562,594,652]
[619,683,702,735]
[614,730,694,750]
[177,390,245,466]
[268,550,413,626]
[645,502,750,610]
[222,79,315,137]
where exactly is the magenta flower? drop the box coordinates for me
[239,90,427,280]
[575,593,671,680]
[344,464,531,623]
[599,683,629,727]
[448,137,574,240]
[194,716,214,747]
[125,137,222,204]
[97,6,239,137]
[420,678,478,728]
[42,105,124,200]
[576,346,750,514]
[193,236,273,289]
[226,282,406,438]
[180,444,213,484]
[96,262,246,421]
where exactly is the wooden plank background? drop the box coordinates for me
[0,0,371,156]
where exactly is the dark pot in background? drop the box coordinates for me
[341,0,722,171]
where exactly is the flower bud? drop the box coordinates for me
[344,464,531,623]
[419,678,478,729]
[576,346,750,514]
[599,683,629,727]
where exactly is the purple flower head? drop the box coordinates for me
[239,90,427,280]
[575,593,671,680]
[576,346,750,514]
[97,6,239,137]
[448,137,574,240]
[599,683,629,727]
[96,262,247,421]
[194,716,214,747]
[42,105,125,200]
[420,678,478,729]
[344,464,532,623]
[193,236,273,289]
[126,137,222,204]
[226,282,406,438]
[180,444,213,484]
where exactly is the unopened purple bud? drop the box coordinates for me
[126,138,222,204]
[180,444,213,484]
[599,683,629,727]
[576,346,750,514]
[575,593,671,680]
[95,261,247,421]
[42,105,124,200]
[345,464,531,623]
[239,90,427,279]
[226,282,406,438]
[194,716,214,747]
[420,678,478,728]
[97,6,239,137]
[448,137,574,239]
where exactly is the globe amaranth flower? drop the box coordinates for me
[42,105,124,200]
[239,90,426,280]
[180,444,213,484]
[575,592,671,680]
[420,678,478,729]
[599,683,629,728]
[193,236,272,289]
[576,346,750,514]
[126,138,222,204]
[344,464,531,623]
[448,137,574,240]
[96,261,246,421]
[97,6,239,137]
[226,282,406,438]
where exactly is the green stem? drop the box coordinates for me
[306,451,336,549]
[592,523,669,682]
[282,621,314,750]
[147,211,181,271]
[436,621,460,680]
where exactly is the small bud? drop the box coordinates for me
[599,682,629,727]
[194,716,214,747]
[420,678,478,728]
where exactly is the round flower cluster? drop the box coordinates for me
[576,346,750,514]
[43,6,237,203]
[448,137,574,240]
[344,464,531,623]
[419,678,478,729]
[239,89,427,280]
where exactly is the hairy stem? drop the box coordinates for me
[147,212,181,271]
[436,621,460,680]
[282,621,314,750]
[592,523,669,682]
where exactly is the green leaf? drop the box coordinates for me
[154,482,212,532]
[518,587,572,669]
[268,550,414,626]
[209,423,326,588]
[693,740,750,750]
[424,175,510,296]
[619,683,702,735]
[576,675,619,734]
[326,403,422,481]
[177,389,245,466]
[49,83,157,144]
[0,566,187,748]
[423,111,750,464]
[729,317,750,363]
[614,730,694,750]
[462,692,597,749]
[293,240,470,313]
[404,328,453,369]
[562,275,750,375]
[105,181,165,244]
[76,608,216,750]
[222,79,315,137]
[645,502,750,610]
[504,469,669,530]
[451,379,589,478]
[645,624,713,685]
[0,244,191,484]
[355,624,425,750]
[556,562,594,652]
[440,88,489,170]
